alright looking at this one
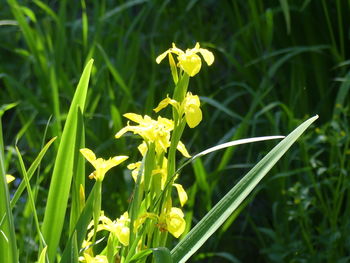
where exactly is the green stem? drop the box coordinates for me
[92,180,102,242]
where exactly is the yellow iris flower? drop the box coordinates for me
[85,211,130,247]
[115,113,173,155]
[156,42,214,77]
[115,113,191,157]
[154,92,202,128]
[80,148,128,181]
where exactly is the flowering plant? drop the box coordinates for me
[0,42,317,263]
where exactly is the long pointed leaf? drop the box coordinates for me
[0,117,18,262]
[10,137,57,209]
[171,115,318,262]
[42,59,93,262]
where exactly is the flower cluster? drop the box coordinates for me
[79,42,213,262]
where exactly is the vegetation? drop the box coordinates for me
[0,0,349,262]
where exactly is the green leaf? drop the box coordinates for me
[60,184,97,263]
[279,0,291,34]
[38,246,48,263]
[129,247,173,263]
[41,59,94,262]
[10,137,57,209]
[0,118,18,262]
[152,247,173,263]
[171,115,318,263]
[129,249,153,262]
[15,145,45,248]
[69,108,85,235]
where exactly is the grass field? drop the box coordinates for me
[1,0,349,262]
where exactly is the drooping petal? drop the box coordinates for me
[185,105,202,128]
[115,126,130,139]
[80,148,97,166]
[177,141,191,158]
[156,50,170,64]
[173,183,188,207]
[166,207,186,238]
[116,226,130,246]
[198,48,215,65]
[115,212,130,246]
[184,93,202,128]
[153,96,178,113]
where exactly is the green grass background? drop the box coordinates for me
[1,0,350,262]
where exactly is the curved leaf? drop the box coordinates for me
[171,115,318,262]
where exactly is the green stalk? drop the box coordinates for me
[0,118,18,263]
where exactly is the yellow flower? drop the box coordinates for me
[165,207,186,238]
[6,174,15,184]
[154,92,202,128]
[80,148,128,181]
[115,113,190,157]
[156,42,214,77]
[115,113,173,155]
[173,183,188,207]
[86,211,130,247]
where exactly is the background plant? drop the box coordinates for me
[1,0,349,262]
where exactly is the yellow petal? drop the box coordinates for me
[178,53,202,77]
[115,126,129,138]
[173,183,188,207]
[80,148,96,165]
[153,96,178,113]
[170,43,185,55]
[154,97,171,113]
[185,105,202,128]
[115,212,130,246]
[166,207,186,238]
[198,48,214,65]
[138,141,148,156]
[156,50,170,64]
[6,174,15,184]
[117,226,130,246]
[176,141,191,158]
[123,113,144,123]
[111,155,129,166]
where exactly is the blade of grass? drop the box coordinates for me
[10,136,57,209]
[0,114,18,262]
[38,246,48,263]
[279,0,291,34]
[41,59,93,262]
[69,108,85,235]
[171,115,318,262]
[15,145,46,250]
